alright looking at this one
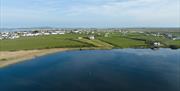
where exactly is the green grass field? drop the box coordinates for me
[98,32,179,48]
[1,33,179,51]
[98,36,147,48]
[0,34,92,51]
[77,38,113,48]
[165,40,180,47]
[126,33,180,47]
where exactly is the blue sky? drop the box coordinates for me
[0,0,180,28]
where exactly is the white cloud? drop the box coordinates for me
[1,0,179,27]
[64,0,179,26]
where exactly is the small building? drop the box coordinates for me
[51,32,58,35]
[0,37,3,40]
[73,30,80,34]
[58,32,65,35]
[172,37,180,40]
[9,36,18,39]
[43,32,50,35]
[88,35,95,40]
[153,42,161,47]
[26,33,34,37]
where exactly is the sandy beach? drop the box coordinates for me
[0,47,112,68]
[0,48,74,68]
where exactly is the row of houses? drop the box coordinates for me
[21,31,65,37]
[0,32,20,40]
[0,30,66,40]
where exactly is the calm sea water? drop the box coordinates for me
[0,49,179,91]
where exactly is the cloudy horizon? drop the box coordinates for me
[0,0,180,28]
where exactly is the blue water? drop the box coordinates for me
[0,49,179,91]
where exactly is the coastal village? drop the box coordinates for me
[1,28,180,40]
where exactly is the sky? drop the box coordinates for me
[0,0,180,28]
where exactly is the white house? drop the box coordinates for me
[9,35,20,39]
[173,38,176,40]
[57,31,65,35]
[2,34,8,37]
[153,42,161,47]
[51,32,58,35]
[73,30,80,33]
[34,33,41,36]
[172,37,180,40]
[43,32,50,35]
[89,35,95,40]
[26,33,34,37]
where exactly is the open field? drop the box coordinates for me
[126,33,180,47]
[1,33,179,52]
[76,38,113,48]
[98,36,147,48]
[0,34,93,51]
[97,32,180,48]
[165,40,180,48]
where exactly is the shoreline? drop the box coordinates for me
[0,47,112,68]
[0,47,179,68]
[0,48,77,68]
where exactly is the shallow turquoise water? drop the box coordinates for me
[0,49,179,91]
